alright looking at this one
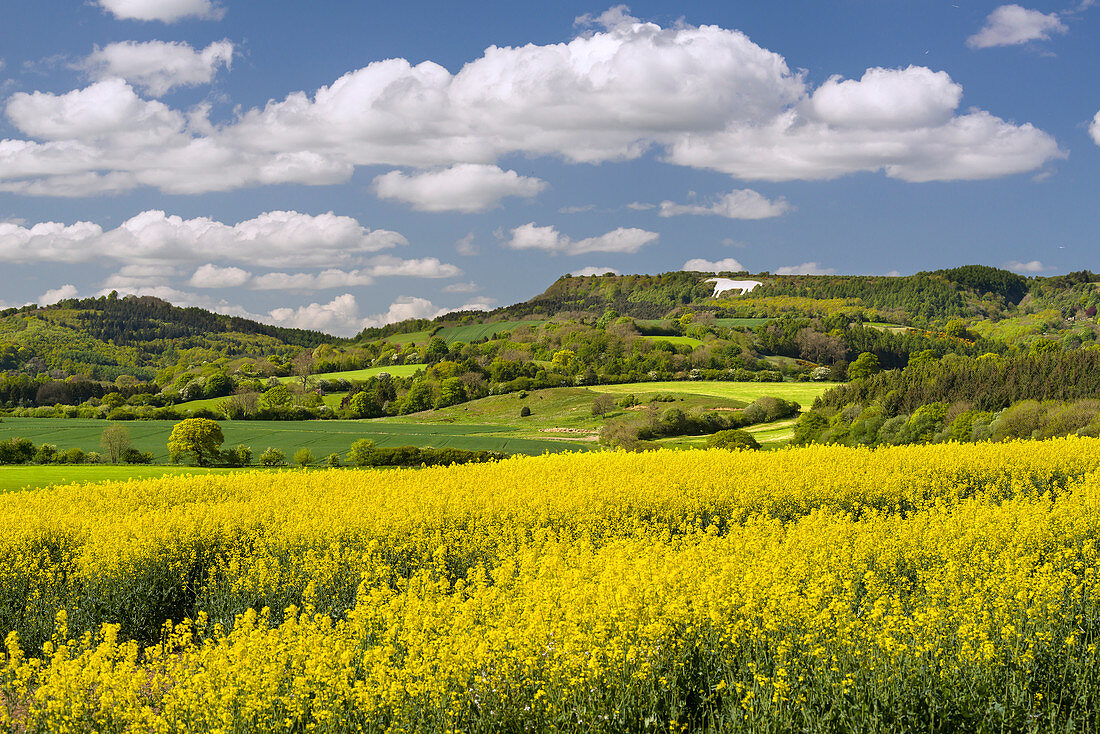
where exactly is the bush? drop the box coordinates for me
[121,448,154,465]
[326,453,342,467]
[346,439,376,467]
[293,449,314,467]
[259,447,285,466]
[59,447,86,465]
[519,406,532,417]
[33,444,59,464]
[706,429,760,451]
[0,437,35,465]
[232,445,253,467]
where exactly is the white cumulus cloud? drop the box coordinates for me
[505,223,658,255]
[659,189,791,219]
[82,40,233,96]
[682,258,747,273]
[571,266,621,277]
[0,210,405,268]
[188,257,460,291]
[188,263,251,288]
[967,5,1068,48]
[774,262,836,275]
[1005,259,1052,273]
[0,15,1063,196]
[668,66,1062,182]
[1090,111,1100,146]
[38,284,79,304]
[96,0,225,22]
[373,164,546,212]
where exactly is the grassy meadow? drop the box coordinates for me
[0,465,244,493]
[589,380,833,408]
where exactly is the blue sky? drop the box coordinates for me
[0,0,1096,335]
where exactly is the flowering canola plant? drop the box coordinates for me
[3,439,1100,731]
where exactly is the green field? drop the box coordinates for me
[640,335,704,348]
[589,380,834,408]
[0,465,245,493]
[291,364,425,382]
[0,417,588,463]
[383,386,748,434]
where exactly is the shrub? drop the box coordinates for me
[706,429,760,451]
[259,447,285,467]
[293,449,314,467]
[326,453,342,467]
[519,406,532,417]
[346,439,376,467]
[121,448,154,465]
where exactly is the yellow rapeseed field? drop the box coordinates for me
[4,439,1100,732]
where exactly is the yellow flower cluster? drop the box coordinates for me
[4,439,1100,731]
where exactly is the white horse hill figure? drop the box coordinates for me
[706,278,762,297]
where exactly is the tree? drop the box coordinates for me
[848,352,882,381]
[435,378,466,409]
[168,418,224,465]
[706,429,760,451]
[259,447,285,466]
[400,382,433,414]
[425,336,449,363]
[293,448,314,467]
[346,439,376,467]
[591,393,615,417]
[100,424,131,464]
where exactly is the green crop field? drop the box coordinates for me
[589,380,834,408]
[639,335,704,348]
[0,417,588,464]
[289,365,426,382]
[0,465,245,493]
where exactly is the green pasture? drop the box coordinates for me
[865,322,911,333]
[291,365,425,382]
[589,380,834,409]
[640,335,704,348]
[655,417,798,451]
[0,465,243,493]
[383,386,748,432]
[0,417,587,464]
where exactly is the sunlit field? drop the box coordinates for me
[4,438,1100,731]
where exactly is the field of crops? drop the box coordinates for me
[4,439,1100,732]
[0,417,586,463]
[590,380,833,409]
[0,465,244,493]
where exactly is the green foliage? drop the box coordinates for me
[293,448,314,467]
[258,447,285,466]
[820,349,1100,415]
[100,424,131,463]
[706,429,760,450]
[346,439,376,467]
[167,418,225,466]
[847,352,882,380]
